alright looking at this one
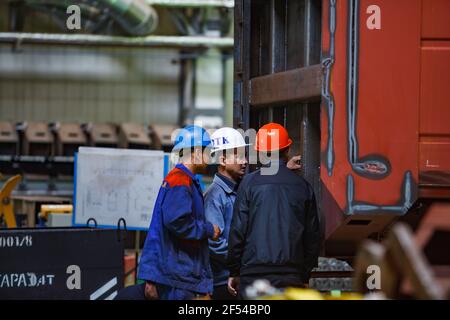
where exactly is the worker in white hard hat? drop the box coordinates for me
[204,127,302,300]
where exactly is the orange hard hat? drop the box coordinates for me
[255,123,292,152]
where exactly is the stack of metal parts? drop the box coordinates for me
[53,123,87,157]
[0,121,176,156]
[149,124,178,152]
[21,122,54,156]
[0,122,18,156]
[85,123,119,148]
[309,258,354,292]
[118,123,152,150]
[0,121,178,196]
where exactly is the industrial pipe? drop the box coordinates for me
[145,0,234,8]
[21,0,159,36]
[99,0,158,36]
[0,32,234,48]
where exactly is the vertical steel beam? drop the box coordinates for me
[233,0,251,130]
[301,0,322,213]
[268,0,288,121]
[178,52,196,126]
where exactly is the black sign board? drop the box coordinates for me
[0,228,124,300]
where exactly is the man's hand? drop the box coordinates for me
[287,155,302,170]
[227,277,240,297]
[144,281,159,300]
[211,224,221,241]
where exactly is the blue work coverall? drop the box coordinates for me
[137,163,215,299]
[204,174,237,288]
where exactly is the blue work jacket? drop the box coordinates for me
[204,174,237,286]
[138,163,215,294]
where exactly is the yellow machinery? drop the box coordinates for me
[256,288,363,300]
[0,174,22,228]
[39,204,73,220]
[39,204,73,227]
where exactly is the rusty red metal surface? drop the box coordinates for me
[233,0,449,257]
[319,0,446,254]
[419,38,450,183]
[421,0,450,40]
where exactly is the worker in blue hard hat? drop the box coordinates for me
[116,125,220,300]
[204,127,302,300]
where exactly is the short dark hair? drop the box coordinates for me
[264,147,289,159]
[178,146,207,158]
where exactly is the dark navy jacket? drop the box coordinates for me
[138,163,215,294]
[227,160,320,282]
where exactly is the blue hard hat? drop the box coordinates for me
[172,125,211,151]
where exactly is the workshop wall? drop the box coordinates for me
[0,45,180,125]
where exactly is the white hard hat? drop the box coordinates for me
[210,127,251,155]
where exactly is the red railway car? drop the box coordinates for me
[233,0,450,262]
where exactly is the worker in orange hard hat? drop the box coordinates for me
[227,123,320,299]
[255,122,293,153]
[204,127,302,300]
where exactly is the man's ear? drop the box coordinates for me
[194,147,203,164]
[218,154,226,166]
[285,146,291,158]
